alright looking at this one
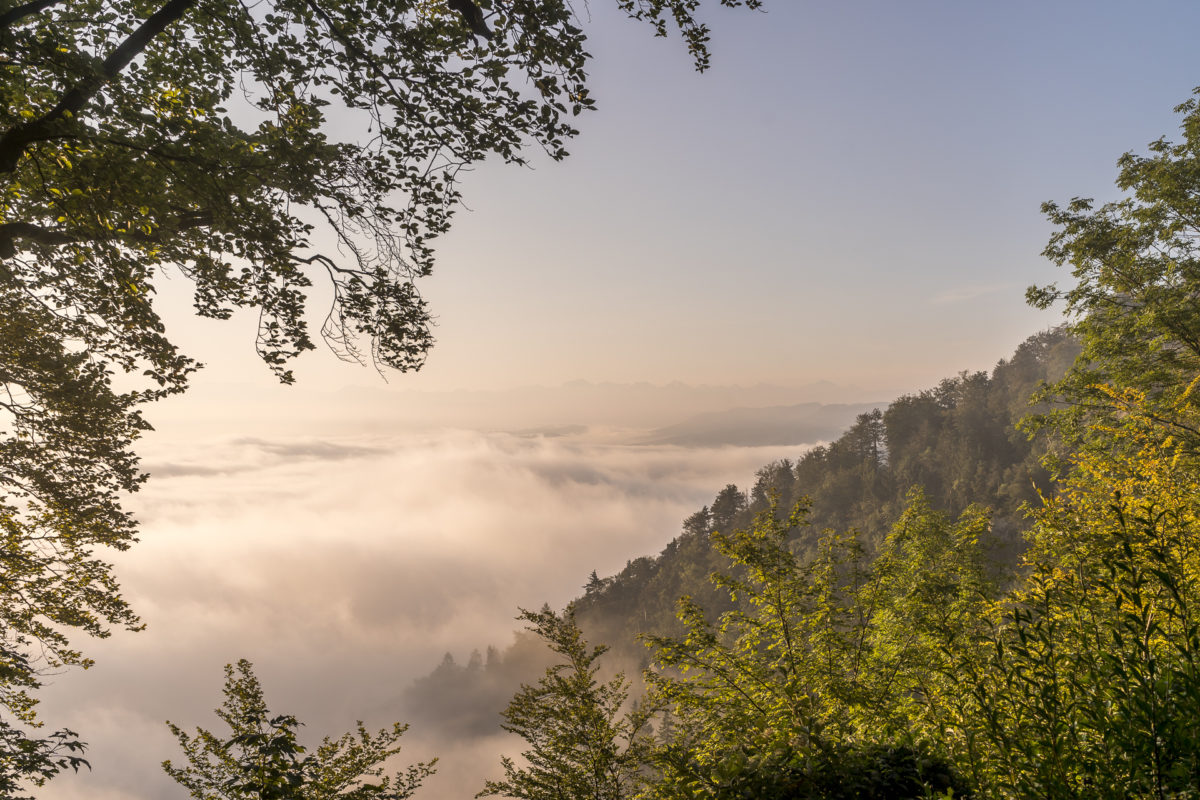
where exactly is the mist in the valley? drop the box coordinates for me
[35,422,834,800]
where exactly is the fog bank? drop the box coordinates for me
[38,427,813,800]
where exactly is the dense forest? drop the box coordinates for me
[573,326,1080,657]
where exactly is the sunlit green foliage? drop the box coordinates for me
[641,495,985,800]
[480,606,652,800]
[935,393,1200,798]
[954,87,1200,796]
[628,422,1200,799]
[165,659,434,800]
[1031,87,1200,452]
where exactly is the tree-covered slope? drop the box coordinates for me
[402,327,1080,732]
[572,327,1079,659]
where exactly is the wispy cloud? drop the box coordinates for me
[233,437,389,461]
[142,437,388,480]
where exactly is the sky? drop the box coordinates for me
[139,1,1200,407]
[32,1,1200,798]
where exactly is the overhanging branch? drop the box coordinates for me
[0,0,65,30]
[0,0,198,175]
[0,222,73,256]
[0,211,212,257]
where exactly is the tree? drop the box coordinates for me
[0,303,141,790]
[2,0,764,386]
[680,506,711,538]
[1030,86,1200,450]
[949,392,1200,799]
[0,0,764,781]
[585,570,609,596]
[642,497,981,800]
[708,485,746,534]
[479,605,651,800]
[164,659,434,800]
[749,459,795,515]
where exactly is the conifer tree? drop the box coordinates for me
[479,606,650,800]
[164,660,433,800]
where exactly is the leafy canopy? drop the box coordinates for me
[1,0,764,387]
[1031,87,1200,449]
[642,496,985,800]
[0,289,142,789]
[947,389,1200,799]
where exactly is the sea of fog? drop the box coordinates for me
[37,427,813,800]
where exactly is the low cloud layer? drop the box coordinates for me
[38,428,809,800]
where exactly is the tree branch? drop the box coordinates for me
[0,212,212,257]
[0,0,197,175]
[0,221,73,255]
[0,0,65,30]
[300,0,467,162]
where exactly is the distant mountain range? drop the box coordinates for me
[637,402,884,447]
[152,377,883,437]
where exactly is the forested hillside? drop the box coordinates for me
[572,326,1079,660]
[403,326,1080,731]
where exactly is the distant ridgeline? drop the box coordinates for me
[401,327,1079,732]
[572,326,1079,659]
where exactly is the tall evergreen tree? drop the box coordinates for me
[479,606,651,800]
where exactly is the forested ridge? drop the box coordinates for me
[572,326,1080,660]
[405,325,1079,726]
